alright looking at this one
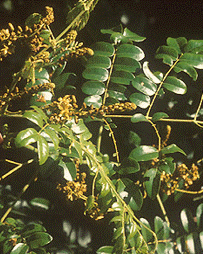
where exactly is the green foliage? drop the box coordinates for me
[1,1,203,253]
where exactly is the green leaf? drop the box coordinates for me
[144,168,160,199]
[53,73,76,89]
[156,46,178,60]
[184,40,203,53]
[181,52,203,69]
[108,90,127,101]
[196,204,203,229]
[39,29,51,44]
[132,76,157,96]
[30,198,50,210]
[25,13,42,27]
[159,157,176,174]
[174,61,198,81]
[180,208,196,233]
[161,144,186,156]
[155,53,174,66]
[23,111,44,128]
[129,93,150,109]
[71,119,89,134]
[116,44,145,61]
[15,128,38,148]
[152,112,169,122]
[42,128,59,150]
[140,218,153,243]
[123,28,146,42]
[83,67,109,82]
[21,223,46,237]
[26,232,53,249]
[166,37,182,54]
[143,62,162,84]
[84,95,102,108]
[96,246,113,254]
[128,131,141,146]
[186,232,199,254]
[129,146,158,161]
[114,57,141,72]
[118,157,140,174]
[163,76,187,94]
[10,243,29,254]
[37,136,49,165]
[131,113,148,123]
[154,216,170,240]
[86,55,111,69]
[91,42,115,57]
[110,32,126,44]
[35,68,49,80]
[31,106,48,123]
[111,70,135,85]
[125,182,143,211]
[85,195,95,212]
[59,160,76,181]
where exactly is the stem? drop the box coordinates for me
[146,56,182,118]
[97,124,104,153]
[103,118,119,163]
[0,159,34,181]
[1,169,38,223]
[156,194,170,227]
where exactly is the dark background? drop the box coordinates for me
[1,0,203,252]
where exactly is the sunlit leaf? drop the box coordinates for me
[23,111,44,128]
[42,129,59,150]
[30,197,50,210]
[91,42,115,57]
[84,95,102,108]
[37,136,49,165]
[123,28,146,42]
[180,208,196,233]
[25,232,53,249]
[15,128,38,148]
[181,53,203,69]
[184,40,203,53]
[108,90,127,100]
[96,246,114,254]
[10,243,29,254]
[31,106,48,123]
[174,61,198,80]
[117,44,145,61]
[140,218,153,243]
[130,93,150,109]
[86,55,111,69]
[196,204,203,229]
[144,168,160,199]
[132,76,157,96]
[131,113,148,123]
[163,76,187,94]
[143,62,161,84]
[35,68,49,80]
[83,67,109,81]
[161,144,186,156]
[59,160,77,181]
[129,146,158,161]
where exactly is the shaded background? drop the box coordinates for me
[1,0,203,253]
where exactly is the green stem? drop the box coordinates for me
[156,194,170,227]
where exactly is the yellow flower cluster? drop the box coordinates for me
[160,163,199,195]
[56,160,87,201]
[0,6,54,60]
[49,95,137,124]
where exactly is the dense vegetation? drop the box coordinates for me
[1,0,203,253]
